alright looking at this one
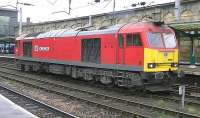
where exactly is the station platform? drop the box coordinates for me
[0,94,38,118]
[0,54,15,59]
[180,65,200,76]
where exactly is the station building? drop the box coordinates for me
[0,8,17,54]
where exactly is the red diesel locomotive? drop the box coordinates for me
[15,21,178,90]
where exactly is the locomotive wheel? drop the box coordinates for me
[83,73,94,81]
[28,65,33,72]
[100,76,113,85]
[20,64,25,71]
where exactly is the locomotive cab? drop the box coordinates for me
[141,23,178,87]
[143,29,178,87]
[144,31,178,72]
[118,22,178,88]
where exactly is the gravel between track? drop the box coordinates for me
[0,78,122,118]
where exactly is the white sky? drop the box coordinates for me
[0,0,174,23]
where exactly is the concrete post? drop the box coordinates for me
[175,0,181,22]
[19,7,22,36]
[112,0,116,25]
[89,15,92,26]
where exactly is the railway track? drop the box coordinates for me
[0,68,149,117]
[1,57,200,95]
[1,58,200,117]
[0,84,78,118]
[5,65,200,106]
[172,84,200,99]
[0,67,200,118]
[184,86,200,94]
[1,61,200,105]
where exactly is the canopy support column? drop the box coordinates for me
[190,35,195,65]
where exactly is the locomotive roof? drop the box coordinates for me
[19,21,168,40]
[22,24,125,40]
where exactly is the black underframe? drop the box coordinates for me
[16,57,143,72]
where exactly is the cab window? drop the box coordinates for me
[126,33,142,46]
[147,32,164,48]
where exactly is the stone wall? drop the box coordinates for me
[18,0,200,63]
[195,40,200,62]
[20,0,200,34]
[179,40,200,63]
[179,40,191,62]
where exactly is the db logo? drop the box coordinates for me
[34,45,49,52]
[34,45,39,52]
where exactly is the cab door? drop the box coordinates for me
[117,34,125,64]
[124,33,144,66]
[23,41,32,57]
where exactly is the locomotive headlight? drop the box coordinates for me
[171,63,178,67]
[148,63,156,68]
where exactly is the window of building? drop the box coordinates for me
[126,33,142,46]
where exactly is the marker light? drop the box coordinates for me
[148,63,156,68]
[171,63,178,67]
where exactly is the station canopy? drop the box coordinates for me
[170,21,200,38]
